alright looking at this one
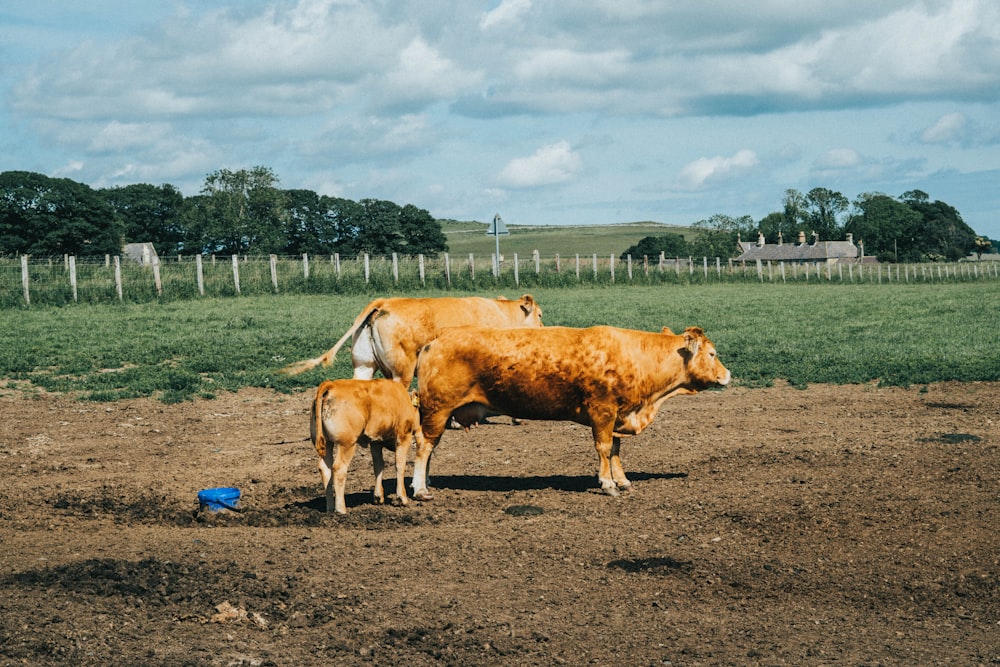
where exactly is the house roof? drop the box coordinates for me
[735,234,858,262]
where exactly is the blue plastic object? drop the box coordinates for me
[197,487,241,512]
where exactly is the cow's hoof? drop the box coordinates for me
[413,489,434,502]
[373,496,385,506]
[601,485,620,497]
[617,481,633,493]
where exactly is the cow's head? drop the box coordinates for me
[679,327,730,389]
[515,294,543,326]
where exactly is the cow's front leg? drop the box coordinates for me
[332,441,356,515]
[610,436,632,491]
[412,412,448,501]
[392,435,411,507]
[592,422,620,496]
[370,443,386,505]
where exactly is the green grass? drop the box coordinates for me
[441,220,695,258]
[1,283,997,402]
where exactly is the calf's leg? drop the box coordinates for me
[332,440,357,514]
[318,449,335,513]
[370,443,386,505]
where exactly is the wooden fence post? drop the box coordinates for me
[21,255,30,305]
[196,254,205,295]
[114,256,123,300]
[231,255,241,295]
[592,254,598,280]
[468,253,475,280]
[303,253,310,280]
[392,253,399,283]
[69,256,78,302]
[444,252,451,285]
[364,254,370,283]
[609,253,615,284]
[627,255,633,281]
[418,254,426,286]
[513,253,519,286]
[534,250,540,275]
[270,255,279,292]
[575,254,580,281]
[152,257,162,296]
[555,253,561,273]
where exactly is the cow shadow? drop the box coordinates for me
[427,470,688,493]
[292,472,688,512]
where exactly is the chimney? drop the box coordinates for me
[846,233,853,244]
[778,231,783,246]
[810,231,818,246]
[757,232,765,247]
[798,230,806,245]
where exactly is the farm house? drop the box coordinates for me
[735,231,862,264]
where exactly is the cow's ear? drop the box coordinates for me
[683,330,701,355]
[521,295,536,314]
[661,326,675,336]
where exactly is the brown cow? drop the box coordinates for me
[282,295,543,383]
[310,379,428,514]
[411,325,730,500]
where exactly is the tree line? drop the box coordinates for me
[623,187,992,263]
[0,167,447,258]
[1,169,992,262]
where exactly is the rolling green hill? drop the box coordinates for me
[440,220,695,258]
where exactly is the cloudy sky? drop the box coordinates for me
[2,0,999,238]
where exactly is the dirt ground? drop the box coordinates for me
[0,381,997,666]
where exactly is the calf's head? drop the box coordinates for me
[679,327,731,389]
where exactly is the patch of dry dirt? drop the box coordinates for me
[0,382,997,666]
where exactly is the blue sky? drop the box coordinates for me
[2,0,999,239]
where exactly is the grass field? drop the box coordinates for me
[1,282,997,403]
[441,220,694,258]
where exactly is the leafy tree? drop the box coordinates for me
[782,188,808,230]
[805,187,849,239]
[845,193,922,261]
[620,233,688,260]
[690,214,754,258]
[400,204,448,256]
[0,171,123,257]
[974,236,994,259]
[100,183,185,255]
[904,196,977,261]
[188,166,286,255]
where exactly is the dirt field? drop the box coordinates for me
[1,381,997,666]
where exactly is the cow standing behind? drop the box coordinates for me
[282,295,543,383]
[310,379,427,514]
[412,325,730,500]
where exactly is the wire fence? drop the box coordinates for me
[2,251,998,307]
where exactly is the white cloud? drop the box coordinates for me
[920,112,967,144]
[496,141,583,188]
[480,0,532,30]
[678,150,759,190]
[815,148,861,169]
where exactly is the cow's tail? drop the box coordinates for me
[280,302,382,375]
[311,380,336,457]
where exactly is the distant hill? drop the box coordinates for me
[439,220,696,258]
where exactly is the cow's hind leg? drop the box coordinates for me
[370,443,386,505]
[318,449,335,513]
[332,441,357,515]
